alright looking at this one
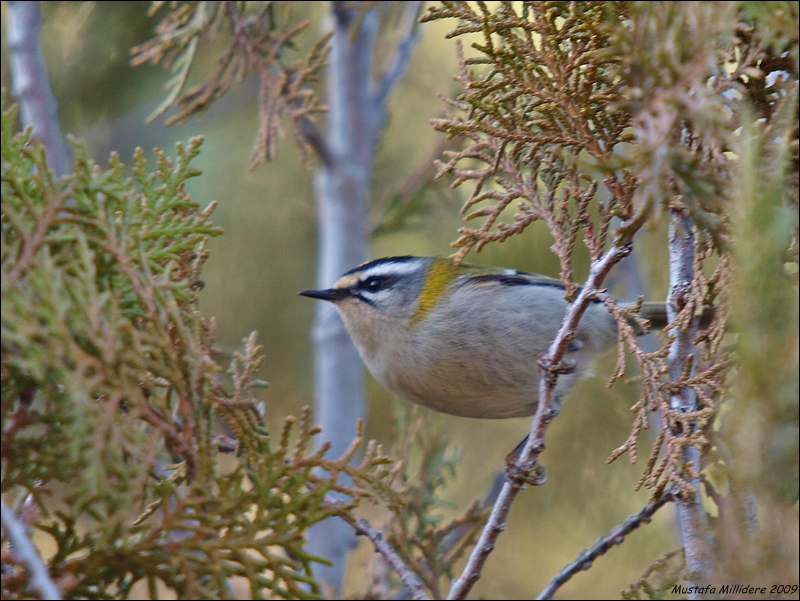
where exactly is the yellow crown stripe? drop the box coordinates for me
[410,258,462,327]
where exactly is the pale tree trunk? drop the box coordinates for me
[7,1,70,177]
[306,2,421,594]
[307,5,375,589]
[667,209,716,598]
[4,4,66,599]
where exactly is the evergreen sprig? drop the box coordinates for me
[422,1,634,270]
[1,94,401,600]
[363,408,488,600]
[131,1,331,167]
[420,3,797,595]
[421,0,798,501]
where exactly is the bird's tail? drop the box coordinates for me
[632,301,714,332]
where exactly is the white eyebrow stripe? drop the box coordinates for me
[358,261,421,279]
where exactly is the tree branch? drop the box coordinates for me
[373,1,423,107]
[667,209,716,596]
[298,114,334,169]
[345,516,431,601]
[1,499,62,600]
[447,242,632,600]
[536,488,675,600]
[307,3,379,592]
[6,1,70,177]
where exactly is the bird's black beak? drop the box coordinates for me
[298,288,350,302]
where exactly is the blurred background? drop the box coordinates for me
[1,3,682,598]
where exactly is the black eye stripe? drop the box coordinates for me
[356,274,399,293]
[351,275,391,305]
[363,276,384,291]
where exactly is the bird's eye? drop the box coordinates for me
[362,276,385,292]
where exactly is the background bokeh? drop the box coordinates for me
[1,3,683,598]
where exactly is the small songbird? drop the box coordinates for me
[300,255,670,419]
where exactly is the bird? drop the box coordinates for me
[300,255,674,420]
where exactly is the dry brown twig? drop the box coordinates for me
[536,488,676,600]
[131,1,330,167]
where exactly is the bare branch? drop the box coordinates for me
[1,499,62,600]
[374,1,424,106]
[346,516,431,601]
[536,489,675,600]
[6,1,70,176]
[447,242,632,600]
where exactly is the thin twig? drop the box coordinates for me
[6,186,72,286]
[447,242,632,600]
[1,388,35,458]
[298,114,333,168]
[374,1,423,106]
[536,488,676,600]
[1,499,62,600]
[345,516,431,601]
